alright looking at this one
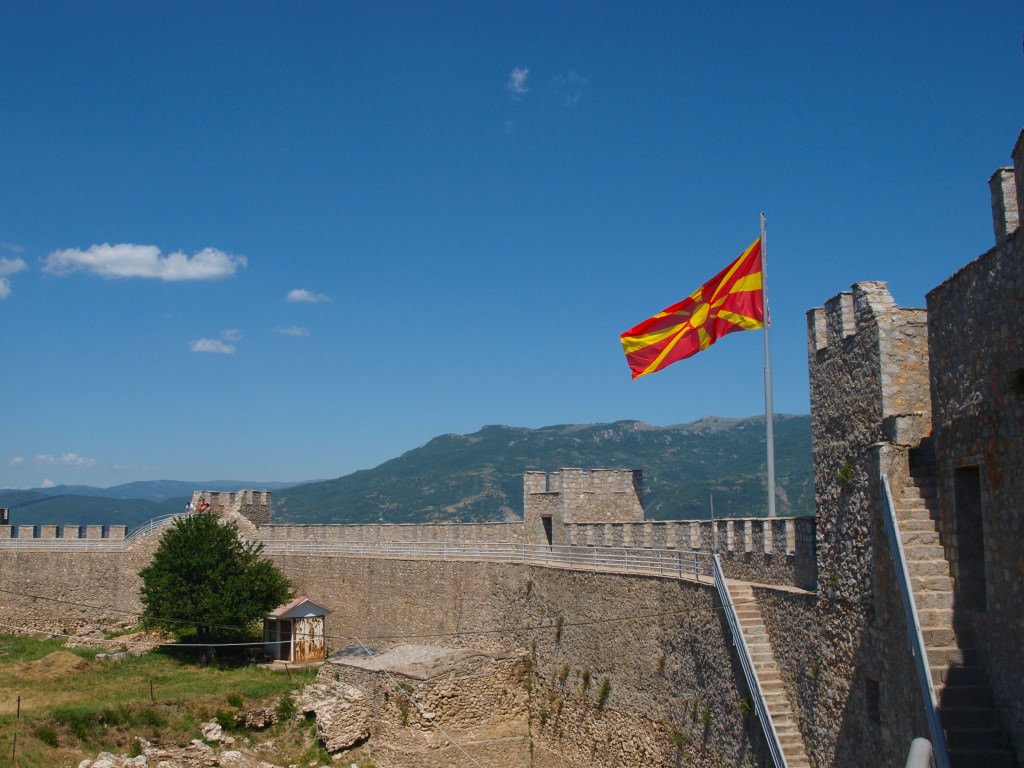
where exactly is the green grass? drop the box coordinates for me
[0,634,318,768]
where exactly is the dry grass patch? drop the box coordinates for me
[0,633,318,767]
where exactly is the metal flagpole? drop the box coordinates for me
[761,212,777,517]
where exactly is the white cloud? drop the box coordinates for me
[286,288,330,304]
[40,478,55,488]
[0,257,27,276]
[9,456,24,467]
[42,243,247,281]
[275,325,310,337]
[35,452,96,467]
[0,257,28,299]
[220,328,242,343]
[554,70,587,107]
[190,338,236,354]
[508,67,530,95]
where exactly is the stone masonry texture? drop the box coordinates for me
[4,128,1024,766]
[926,130,1024,761]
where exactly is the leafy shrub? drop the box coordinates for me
[275,694,296,721]
[136,706,167,729]
[33,724,58,747]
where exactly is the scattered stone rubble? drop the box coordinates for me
[76,717,300,768]
[65,624,170,654]
[76,737,280,768]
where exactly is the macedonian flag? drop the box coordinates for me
[620,238,764,379]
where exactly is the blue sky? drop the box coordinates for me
[2,2,1021,489]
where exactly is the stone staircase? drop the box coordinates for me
[895,444,1018,768]
[729,582,812,768]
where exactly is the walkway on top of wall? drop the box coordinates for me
[261,539,818,601]
[263,539,717,583]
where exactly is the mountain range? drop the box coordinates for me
[0,415,813,529]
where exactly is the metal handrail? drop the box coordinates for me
[125,513,186,543]
[881,474,949,768]
[0,513,185,549]
[905,737,934,768]
[260,539,713,581]
[713,554,786,768]
[0,538,128,550]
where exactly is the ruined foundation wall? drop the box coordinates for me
[271,553,763,768]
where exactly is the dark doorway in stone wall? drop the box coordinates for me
[541,515,553,546]
[953,466,987,612]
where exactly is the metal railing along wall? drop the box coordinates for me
[261,539,713,581]
[881,475,950,768]
[123,513,185,544]
[713,554,787,768]
[905,737,934,768]
[0,531,713,583]
[0,514,184,550]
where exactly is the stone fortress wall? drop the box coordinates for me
[924,133,1024,758]
[790,128,1024,767]
[798,280,934,767]
[2,128,1023,767]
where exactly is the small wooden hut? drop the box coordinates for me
[263,596,331,662]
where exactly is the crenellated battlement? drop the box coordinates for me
[523,468,643,548]
[0,524,127,540]
[807,281,931,441]
[190,489,273,525]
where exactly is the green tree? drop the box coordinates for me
[139,512,292,643]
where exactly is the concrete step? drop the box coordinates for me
[914,590,955,610]
[906,558,953,577]
[938,683,993,709]
[900,494,935,510]
[900,528,942,546]
[903,543,947,560]
[898,517,941,533]
[923,626,956,647]
[941,705,1000,729]
[727,583,813,768]
[897,499,932,513]
[948,746,1018,768]
[917,607,954,625]
[928,645,981,669]
[945,725,1014,750]
[911,574,955,592]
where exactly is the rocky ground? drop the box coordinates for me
[76,718,328,768]
[76,644,532,768]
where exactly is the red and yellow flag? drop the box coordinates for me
[620,238,764,379]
